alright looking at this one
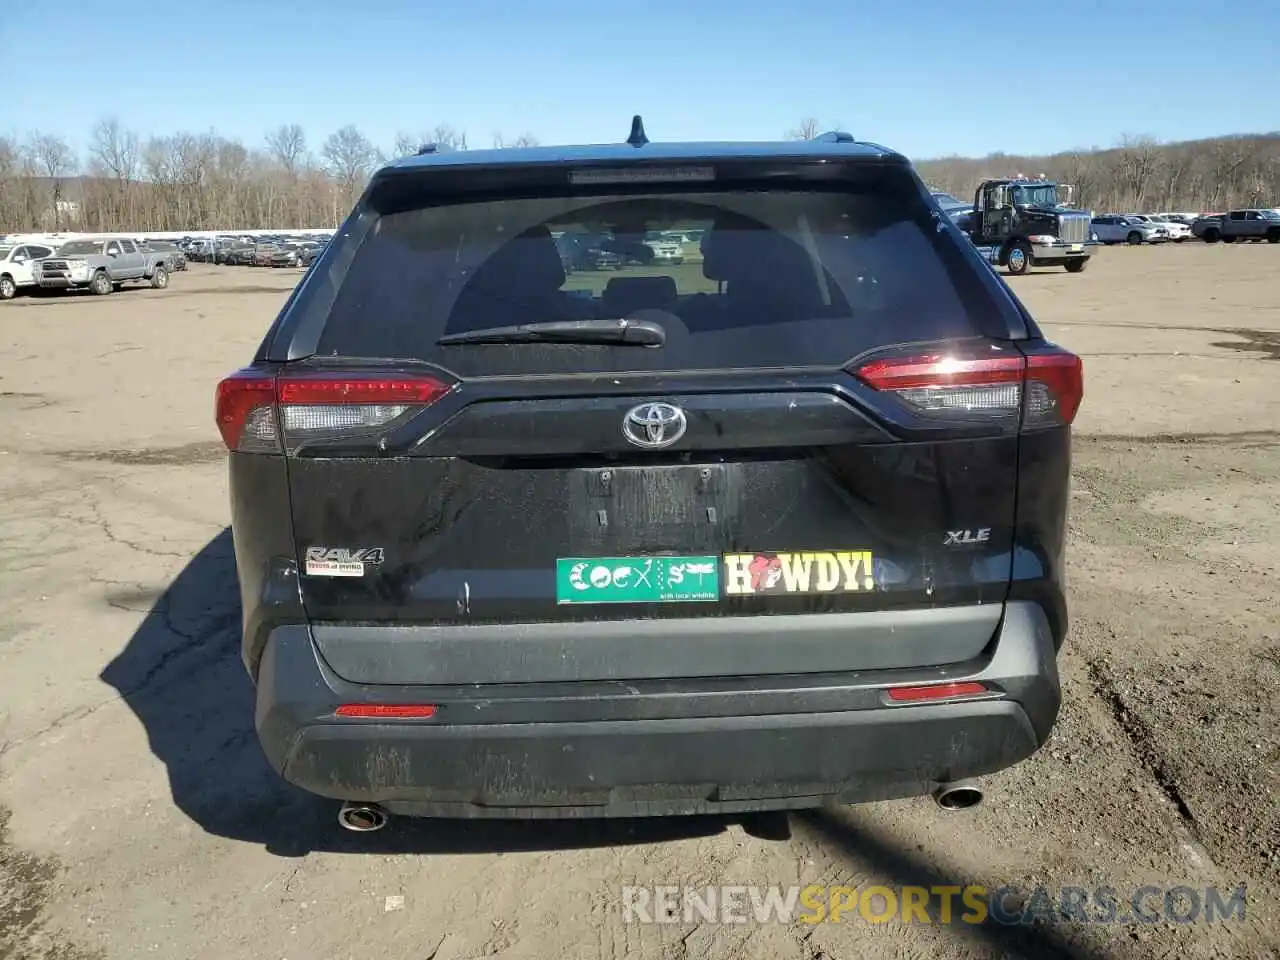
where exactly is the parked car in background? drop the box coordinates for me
[1127,214,1191,242]
[231,243,259,265]
[1090,215,1168,245]
[296,241,321,266]
[1157,212,1200,226]
[1195,208,1280,243]
[142,239,189,271]
[0,241,58,300]
[32,237,170,295]
[253,242,282,266]
[266,242,319,268]
[642,236,685,264]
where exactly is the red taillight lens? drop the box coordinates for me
[855,354,1025,391]
[277,375,451,406]
[215,370,276,451]
[335,704,438,719]
[1024,350,1083,427]
[885,681,989,703]
[853,345,1082,428]
[214,371,453,452]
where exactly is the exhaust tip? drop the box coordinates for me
[338,801,389,832]
[933,781,984,811]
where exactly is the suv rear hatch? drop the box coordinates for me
[220,151,1081,684]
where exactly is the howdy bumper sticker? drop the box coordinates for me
[723,551,876,595]
[556,556,719,603]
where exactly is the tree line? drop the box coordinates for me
[0,120,539,234]
[3,118,1277,235]
[788,120,1280,214]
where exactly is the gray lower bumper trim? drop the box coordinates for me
[311,604,1004,685]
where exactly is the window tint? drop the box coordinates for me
[56,241,102,255]
[121,240,137,253]
[313,188,1003,375]
[1229,212,1245,221]
[29,246,52,258]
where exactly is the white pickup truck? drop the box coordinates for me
[31,237,170,295]
[0,241,59,300]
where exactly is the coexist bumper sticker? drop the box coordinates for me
[556,556,719,603]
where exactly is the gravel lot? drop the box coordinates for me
[1,245,1278,960]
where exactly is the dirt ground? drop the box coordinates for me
[0,245,1277,960]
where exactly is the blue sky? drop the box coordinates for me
[4,0,1277,161]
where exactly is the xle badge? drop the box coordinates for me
[556,556,719,604]
[304,546,385,578]
[722,551,875,596]
[944,528,991,546]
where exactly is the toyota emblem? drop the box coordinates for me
[622,402,688,449]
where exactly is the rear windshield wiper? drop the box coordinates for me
[437,318,665,346]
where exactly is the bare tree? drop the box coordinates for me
[431,124,468,152]
[493,132,541,149]
[27,132,76,229]
[265,123,307,175]
[6,116,1278,236]
[786,118,821,140]
[0,135,19,226]
[321,125,377,196]
[1154,145,1193,211]
[85,117,140,229]
[88,118,139,182]
[393,132,421,158]
[1113,134,1162,210]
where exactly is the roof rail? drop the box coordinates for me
[812,130,856,144]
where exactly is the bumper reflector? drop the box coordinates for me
[335,704,438,719]
[885,681,989,703]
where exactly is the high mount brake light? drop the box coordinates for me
[854,347,1082,428]
[214,371,453,452]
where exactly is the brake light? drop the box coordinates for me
[214,370,453,452]
[853,345,1082,428]
[885,681,989,703]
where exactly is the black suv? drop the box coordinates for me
[217,122,1082,827]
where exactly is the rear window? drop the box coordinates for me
[312,186,1001,375]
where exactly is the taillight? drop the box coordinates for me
[214,370,453,453]
[853,344,1082,429]
[1023,350,1084,427]
[215,371,276,451]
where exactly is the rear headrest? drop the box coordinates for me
[470,223,566,297]
[701,214,804,283]
[701,215,820,296]
[601,276,678,316]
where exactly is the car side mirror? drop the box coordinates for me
[13,255,26,264]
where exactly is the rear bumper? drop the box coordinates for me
[254,601,1061,818]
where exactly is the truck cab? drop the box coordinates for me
[966,178,1096,275]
